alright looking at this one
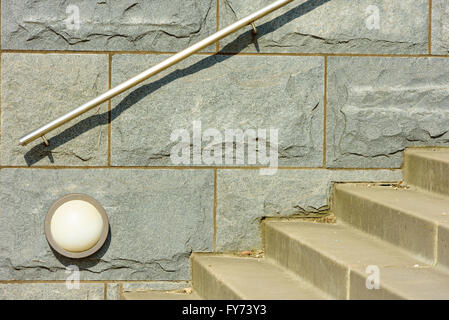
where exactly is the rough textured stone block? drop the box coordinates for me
[0,169,214,280]
[327,57,449,168]
[111,54,324,167]
[219,0,428,54]
[122,281,190,292]
[0,283,104,300]
[107,281,190,300]
[1,53,109,166]
[432,0,449,55]
[106,283,121,300]
[1,0,217,52]
[216,169,402,251]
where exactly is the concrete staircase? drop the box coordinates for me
[123,148,449,300]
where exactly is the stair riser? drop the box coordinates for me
[191,256,241,300]
[192,254,327,300]
[439,225,449,269]
[404,151,449,197]
[333,187,437,264]
[349,269,407,300]
[265,220,449,300]
[265,223,348,300]
[352,265,449,300]
[265,223,426,300]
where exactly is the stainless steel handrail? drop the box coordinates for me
[19,0,296,146]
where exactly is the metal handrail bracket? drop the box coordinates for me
[19,0,295,146]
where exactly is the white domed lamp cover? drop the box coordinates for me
[45,194,109,259]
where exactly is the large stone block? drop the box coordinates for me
[432,0,449,55]
[1,53,109,166]
[122,281,190,292]
[1,0,217,52]
[0,283,104,300]
[216,169,402,251]
[0,169,214,280]
[327,57,449,168]
[106,281,190,300]
[111,54,324,167]
[106,283,121,300]
[219,0,428,54]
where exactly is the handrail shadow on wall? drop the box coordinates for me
[23,0,330,166]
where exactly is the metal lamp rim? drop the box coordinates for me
[44,193,109,259]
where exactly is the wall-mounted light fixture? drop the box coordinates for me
[45,194,109,259]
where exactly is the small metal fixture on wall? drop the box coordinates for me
[45,194,109,259]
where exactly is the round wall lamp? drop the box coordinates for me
[45,194,109,259]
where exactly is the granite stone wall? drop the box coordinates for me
[0,0,448,299]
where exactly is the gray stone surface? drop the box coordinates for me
[216,169,402,251]
[0,283,104,300]
[219,0,428,54]
[122,281,190,292]
[106,283,121,300]
[1,53,109,166]
[327,57,449,168]
[0,169,214,280]
[111,54,324,167]
[432,0,449,55]
[106,281,190,300]
[2,0,217,52]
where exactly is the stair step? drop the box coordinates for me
[404,148,449,197]
[191,254,326,300]
[334,184,449,265]
[349,264,449,300]
[122,290,202,300]
[264,220,449,299]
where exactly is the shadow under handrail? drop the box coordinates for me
[24,0,330,166]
